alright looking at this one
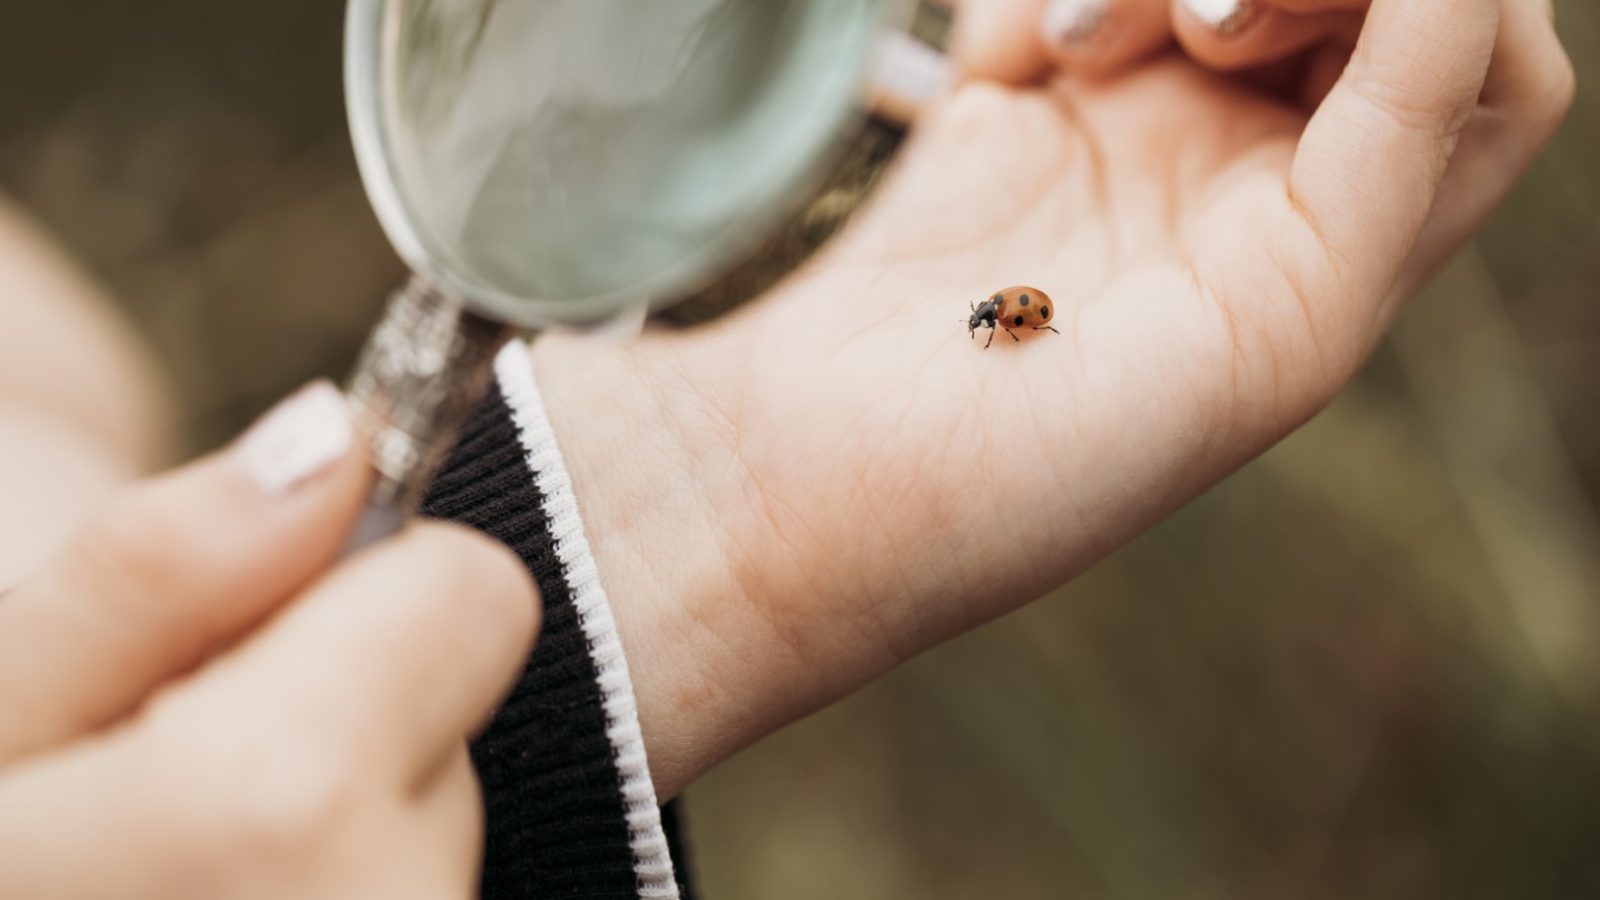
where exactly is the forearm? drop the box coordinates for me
[528,272,1240,801]
[531,335,744,800]
[533,314,998,801]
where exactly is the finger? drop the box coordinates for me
[0,382,366,763]
[0,719,490,898]
[1405,0,1575,281]
[1173,0,1360,70]
[1477,0,1574,162]
[954,0,1055,83]
[1288,0,1499,298]
[166,522,539,781]
[1267,0,1366,11]
[413,747,487,889]
[1040,0,1173,76]
[1297,38,1355,109]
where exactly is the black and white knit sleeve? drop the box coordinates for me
[423,341,695,900]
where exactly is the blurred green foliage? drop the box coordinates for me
[2,2,1597,897]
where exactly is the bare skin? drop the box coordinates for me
[0,0,1573,890]
[0,199,173,586]
[0,392,539,900]
[531,0,1576,798]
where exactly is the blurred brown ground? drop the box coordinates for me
[3,2,1599,897]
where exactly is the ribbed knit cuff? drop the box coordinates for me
[424,341,689,900]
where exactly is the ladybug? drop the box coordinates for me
[968,286,1060,348]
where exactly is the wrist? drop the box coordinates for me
[532,334,773,799]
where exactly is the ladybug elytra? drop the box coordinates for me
[968,286,1060,349]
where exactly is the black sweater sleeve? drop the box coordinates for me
[422,342,694,900]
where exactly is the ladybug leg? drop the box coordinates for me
[1006,329,1020,343]
[984,328,995,350]
[1034,326,1061,335]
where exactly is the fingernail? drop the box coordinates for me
[869,31,955,125]
[232,381,353,495]
[1182,0,1256,34]
[1042,0,1110,48]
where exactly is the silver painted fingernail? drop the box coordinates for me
[1042,0,1110,47]
[232,381,353,495]
[1182,0,1256,34]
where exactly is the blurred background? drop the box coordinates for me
[3,2,1598,897]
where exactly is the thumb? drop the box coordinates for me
[0,381,369,763]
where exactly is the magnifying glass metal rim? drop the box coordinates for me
[344,0,910,331]
[344,0,428,300]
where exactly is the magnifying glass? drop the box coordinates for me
[340,0,953,544]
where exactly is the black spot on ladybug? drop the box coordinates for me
[1014,315,1025,327]
[994,294,1005,304]
[1019,294,1030,307]
[1040,307,1049,318]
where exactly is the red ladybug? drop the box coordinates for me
[968,286,1060,349]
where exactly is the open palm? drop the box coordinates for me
[531,0,1572,797]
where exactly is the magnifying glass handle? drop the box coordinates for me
[344,496,411,553]
[341,276,512,554]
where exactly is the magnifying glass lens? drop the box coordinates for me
[342,0,936,530]
[379,0,883,325]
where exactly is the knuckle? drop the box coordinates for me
[1355,67,1473,140]
[1545,52,1578,121]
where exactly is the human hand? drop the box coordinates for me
[0,384,538,900]
[529,0,1573,798]
[0,198,175,586]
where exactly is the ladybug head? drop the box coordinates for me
[967,298,998,334]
